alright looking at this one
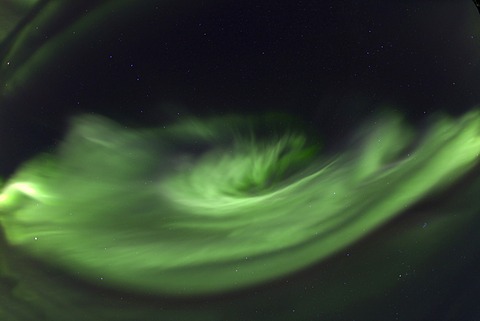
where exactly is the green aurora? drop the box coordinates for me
[2,1,480,320]
[1,110,480,319]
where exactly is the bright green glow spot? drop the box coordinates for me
[0,182,41,208]
[1,110,480,296]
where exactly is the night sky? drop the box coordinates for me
[1,1,480,320]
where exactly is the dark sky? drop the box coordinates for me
[0,0,479,177]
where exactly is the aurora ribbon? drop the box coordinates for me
[1,109,480,296]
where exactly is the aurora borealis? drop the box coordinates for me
[2,0,480,320]
[1,109,480,318]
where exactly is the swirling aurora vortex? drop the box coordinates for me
[1,109,480,296]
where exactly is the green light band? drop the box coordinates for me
[1,110,480,296]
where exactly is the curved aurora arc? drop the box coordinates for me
[1,109,480,299]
